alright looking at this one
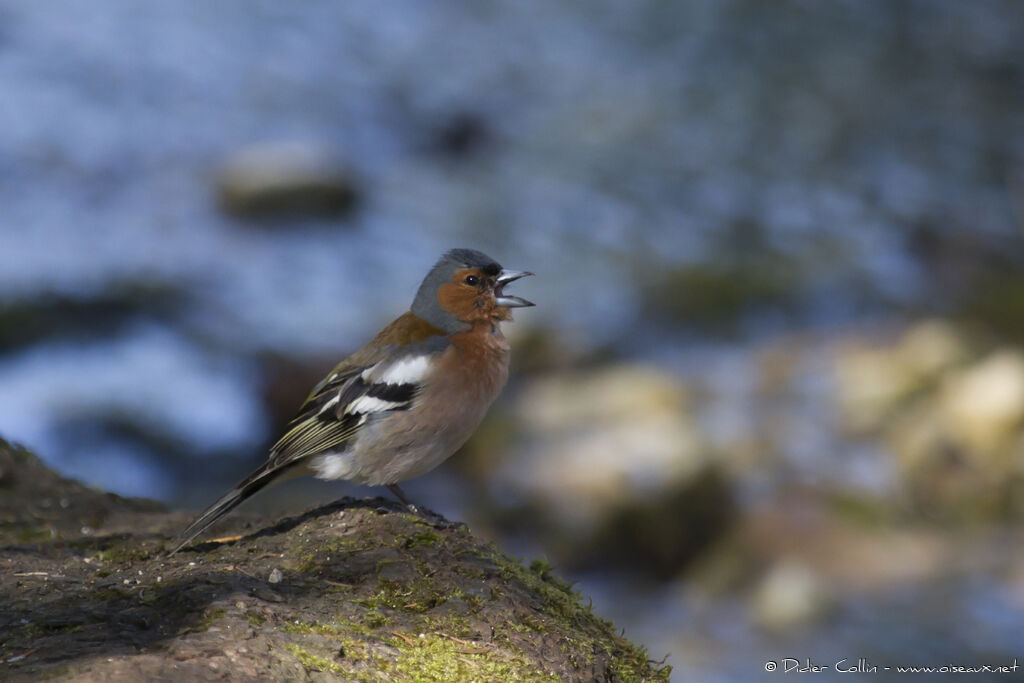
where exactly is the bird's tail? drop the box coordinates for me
[170,461,293,555]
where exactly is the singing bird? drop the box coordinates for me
[173,248,533,552]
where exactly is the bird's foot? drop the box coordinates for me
[385,484,461,528]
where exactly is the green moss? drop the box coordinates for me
[14,620,85,641]
[282,618,373,676]
[504,612,549,635]
[454,564,485,580]
[416,614,472,638]
[178,607,227,635]
[528,558,554,579]
[292,532,384,573]
[488,549,670,681]
[282,616,380,639]
[200,608,227,631]
[96,544,151,564]
[286,643,344,674]
[375,558,400,574]
[246,611,266,627]
[90,586,133,602]
[346,532,663,679]
[364,610,389,629]
[460,590,485,612]
[494,553,583,624]
[404,530,443,549]
[294,551,318,572]
[358,576,452,614]
[383,631,559,682]
[14,524,54,543]
[283,620,344,637]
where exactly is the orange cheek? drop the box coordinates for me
[437,282,481,320]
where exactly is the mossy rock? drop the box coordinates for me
[642,261,798,334]
[0,439,669,682]
[0,281,185,353]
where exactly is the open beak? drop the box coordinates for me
[495,269,534,308]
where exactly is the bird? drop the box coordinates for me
[172,248,533,553]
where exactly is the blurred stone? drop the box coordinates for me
[0,281,185,353]
[494,364,734,578]
[755,341,803,397]
[643,261,796,334]
[502,326,612,376]
[883,410,984,519]
[835,344,916,434]
[876,346,1024,519]
[216,141,360,220]
[429,112,491,159]
[738,498,957,592]
[511,365,704,522]
[834,320,968,435]
[751,560,831,632]
[898,319,967,381]
[939,350,1024,461]
[883,399,946,473]
[953,267,1024,344]
[831,322,1024,518]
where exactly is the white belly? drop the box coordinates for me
[309,397,490,486]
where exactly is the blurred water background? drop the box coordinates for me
[3,1,1024,679]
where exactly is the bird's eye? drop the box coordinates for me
[464,275,479,286]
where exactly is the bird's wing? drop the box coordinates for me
[267,335,450,469]
[171,314,450,552]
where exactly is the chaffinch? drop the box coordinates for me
[173,248,533,552]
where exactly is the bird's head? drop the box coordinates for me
[412,248,533,333]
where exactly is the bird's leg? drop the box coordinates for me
[387,484,419,513]
[386,484,458,527]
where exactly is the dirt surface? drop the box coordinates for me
[0,439,669,681]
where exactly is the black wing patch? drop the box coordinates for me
[267,364,422,468]
[366,381,417,405]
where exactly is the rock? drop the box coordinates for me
[500,326,612,377]
[0,437,166,543]
[939,350,1024,461]
[0,281,185,353]
[832,323,1024,517]
[642,260,796,334]
[216,141,360,220]
[898,319,968,381]
[730,497,963,595]
[0,439,668,682]
[884,399,950,474]
[834,320,968,435]
[751,561,832,632]
[492,365,733,578]
[510,365,704,513]
[755,341,804,397]
[427,111,491,159]
[880,349,1024,519]
[835,343,918,435]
